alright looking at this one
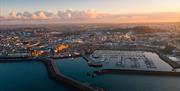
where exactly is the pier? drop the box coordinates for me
[81,52,102,67]
[0,56,34,62]
[40,57,98,91]
[94,69,180,76]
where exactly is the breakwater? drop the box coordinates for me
[94,69,180,76]
[0,56,33,62]
[0,57,103,91]
[40,58,99,91]
[51,55,80,59]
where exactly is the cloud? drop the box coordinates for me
[1,10,179,24]
[22,12,32,19]
[34,11,54,19]
[57,9,97,20]
[9,11,18,19]
[8,11,54,19]
[7,10,98,20]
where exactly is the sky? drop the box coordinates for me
[0,0,180,24]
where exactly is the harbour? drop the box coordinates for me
[56,57,180,91]
[0,49,180,91]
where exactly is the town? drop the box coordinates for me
[0,23,179,61]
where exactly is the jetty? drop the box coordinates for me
[94,69,180,76]
[81,52,102,67]
[40,57,98,91]
[0,56,34,62]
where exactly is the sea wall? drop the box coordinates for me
[39,58,101,91]
[94,69,180,76]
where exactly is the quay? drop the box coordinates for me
[0,56,34,62]
[51,55,80,59]
[81,52,102,67]
[94,69,180,76]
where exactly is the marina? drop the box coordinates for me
[0,50,179,91]
[56,57,180,91]
[90,50,175,72]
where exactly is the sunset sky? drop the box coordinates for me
[0,0,179,24]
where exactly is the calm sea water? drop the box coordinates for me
[56,57,180,91]
[0,61,74,91]
[0,55,179,91]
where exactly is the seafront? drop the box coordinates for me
[0,47,180,91]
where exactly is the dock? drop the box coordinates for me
[41,57,98,91]
[81,52,102,67]
[94,69,180,76]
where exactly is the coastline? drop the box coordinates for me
[0,48,180,91]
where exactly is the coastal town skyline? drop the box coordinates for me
[0,0,180,91]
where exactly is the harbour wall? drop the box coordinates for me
[94,69,180,76]
[40,58,98,91]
